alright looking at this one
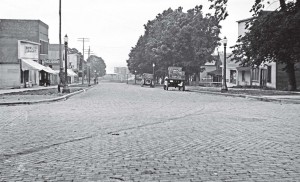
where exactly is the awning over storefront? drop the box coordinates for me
[21,59,44,71]
[67,69,78,77]
[43,66,57,74]
[207,69,222,76]
[53,69,78,76]
[21,59,57,74]
[52,69,78,76]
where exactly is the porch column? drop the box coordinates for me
[236,70,239,86]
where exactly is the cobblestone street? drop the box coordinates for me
[0,83,299,181]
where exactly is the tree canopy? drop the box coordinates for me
[127,1,227,78]
[87,55,106,77]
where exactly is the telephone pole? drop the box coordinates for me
[58,0,63,91]
[85,46,94,86]
[77,38,89,84]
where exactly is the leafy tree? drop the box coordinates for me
[87,55,106,77]
[231,0,300,90]
[68,47,80,54]
[127,1,227,81]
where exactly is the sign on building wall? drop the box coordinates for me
[44,59,60,65]
[68,54,78,69]
[18,41,39,59]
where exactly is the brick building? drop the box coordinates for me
[0,19,52,88]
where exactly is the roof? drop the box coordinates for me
[218,52,240,68]
[236,17,254,23]
[204,61,216,66]
[236,66,251,71]
[207,69,222,76]
[0,19,48,28]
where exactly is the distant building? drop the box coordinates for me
[47,44,65,71]
[114,67,131,82]
[114,67,129,75]
[200,54,222,86]
[47,44,79,84]
[101,73,118,81]
[0,19,55,88]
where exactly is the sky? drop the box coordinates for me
[1,0,279,73]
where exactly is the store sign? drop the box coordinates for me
[44,59,60,65]
[18,41,39,59]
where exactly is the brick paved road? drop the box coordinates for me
[0,83,299,181]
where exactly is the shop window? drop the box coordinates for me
[267,66,272,83]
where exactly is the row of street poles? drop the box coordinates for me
[59,0,92,92]
[60,0,226,92]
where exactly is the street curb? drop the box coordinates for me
[188,89,300,104]
[0,85,97,106]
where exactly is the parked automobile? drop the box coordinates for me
[141,73,154,87]
[164,67,185,91]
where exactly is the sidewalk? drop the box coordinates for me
[0,83,84,95]
[0,85,58,95]
[0,83,91,106]
[186,86,300,104]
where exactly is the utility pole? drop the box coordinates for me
[88,46,91,86]
[86,46,94,86]
[58,0,63,92]
[77,38,89,84]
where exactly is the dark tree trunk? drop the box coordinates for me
[286,62,297,91]
[279,0,287,10]
[296,0,300,9]
[195,72,200,86]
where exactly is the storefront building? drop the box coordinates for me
[0,19,51,88]
[46,44,66,85]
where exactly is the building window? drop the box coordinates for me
[252,68,259,81]
[242,71,245,82]
[40,40,48,54]
[267,66,272,83]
